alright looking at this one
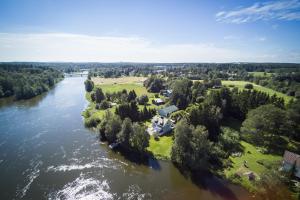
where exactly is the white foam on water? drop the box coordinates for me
[47,162,99,172]
[17,161,42,199]
[122,184,152,200]
[60,146,66,158]
[46,158,121,173]
[49,174,114,200]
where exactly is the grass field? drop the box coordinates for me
[222,80,293,103]
[147,135,173,160]
[248,72,273,77]
[97,83,153,97]
[225,141,282,192]
[83,77,167,129]
[92,76,147,85]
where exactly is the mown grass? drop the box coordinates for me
[248,72,273,77]
[83,82,168,130]
[224,141,282,192]
[222,80,294,103]
[147,135,173,160]
[97,83,153,97]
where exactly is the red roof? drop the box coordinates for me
[283,150,300,164]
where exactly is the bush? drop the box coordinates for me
[244,83,253,89]
[84,116,101,128]
[100,100,110,110]
[138,95,149,105]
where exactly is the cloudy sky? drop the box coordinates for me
[0,0,300,62]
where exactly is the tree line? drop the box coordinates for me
[0,64,63,100]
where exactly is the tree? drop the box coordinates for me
[117,118,133,149]
[171,119,193,167]
[84,79,94,92]
[138,95,149,105]
[219,127,240,154]
[104,114,122,143]
[129,123,149,153]
[115,101,139,121]
[128,90,137,102]
[244,83,253,89]
[287,100,300,141]
[95,88,105,103]
[171,119,212,171]
[99,100,110,110]
[189,103,222,141]
[241,104,290,151]
[188,126,212,170]
[144,76,165,93]
[170,78,193,109]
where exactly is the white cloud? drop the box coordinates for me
[256,37,267,42]
[0,32,299,63]
[216,0,300,24]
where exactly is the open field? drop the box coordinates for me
[147,135,173,160]
[83,78,167,128]
[92,76,147,85]
[225,141,282,191]
[248,72,273,77]
[222,80,294,103]
[97,83,152,97]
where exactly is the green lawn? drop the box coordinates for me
[222,80,293,103]
[248,72,273,77]
[147,135,173,160]
[225,141,282,192]
[96,83,153,97]
[83,82,167,128]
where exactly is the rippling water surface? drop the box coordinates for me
[0,77,253,200]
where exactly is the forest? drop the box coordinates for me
[0,64,63,100]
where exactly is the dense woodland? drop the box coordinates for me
[0,64,63,100]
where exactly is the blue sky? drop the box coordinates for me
[0,0,300,62]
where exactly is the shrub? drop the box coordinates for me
[244,83,253,89]
[84,116,101,128]
[100,100,110,110]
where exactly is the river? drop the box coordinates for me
[0,77,254,200]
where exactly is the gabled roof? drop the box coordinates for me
[158,105,178,115]
[283,150,300,164]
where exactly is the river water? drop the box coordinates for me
[0,77,253,200]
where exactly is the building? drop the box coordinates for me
[158,105,178,118]
[282,150,300,178]
[160,89,173,97]
[153,98,165,105]
[152,116,175,136]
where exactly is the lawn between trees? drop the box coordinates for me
[221,80,294,103]
[82,77,171,159]
[83,76,300,198]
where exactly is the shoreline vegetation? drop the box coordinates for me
[0,64,64,100]
[82,66,300,199]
